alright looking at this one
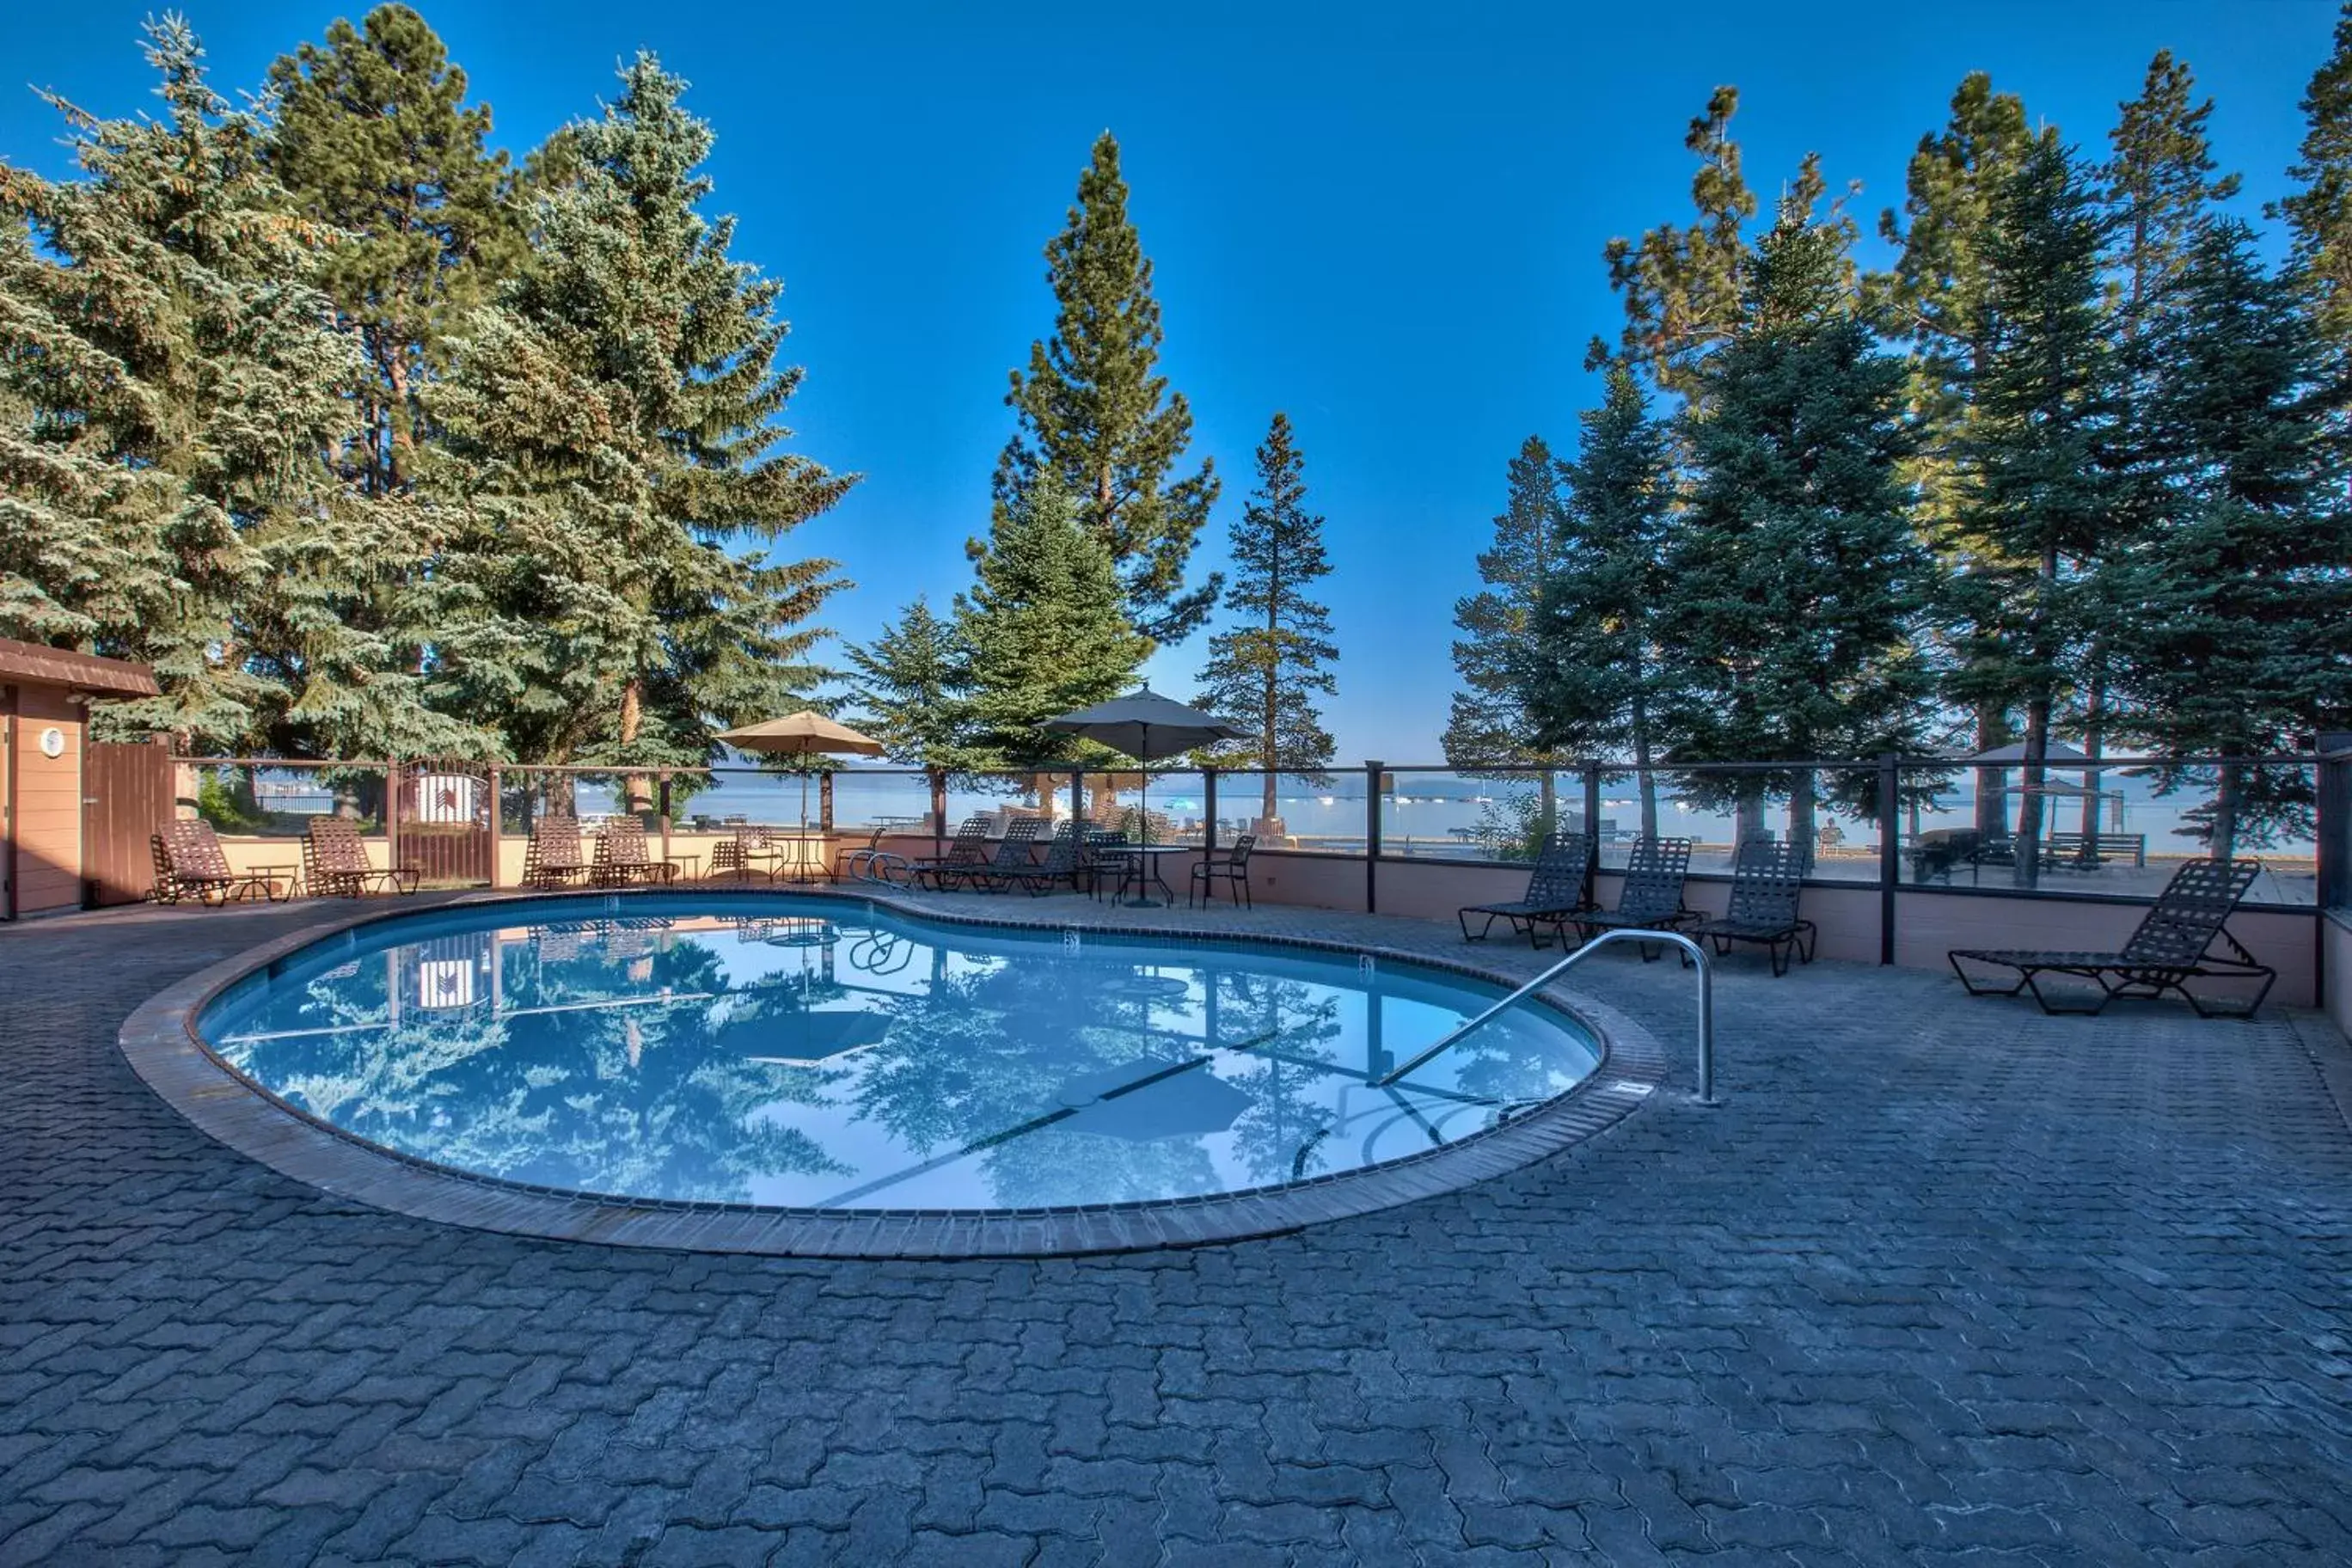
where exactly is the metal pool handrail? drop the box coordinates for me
[1374,928,1718,1104]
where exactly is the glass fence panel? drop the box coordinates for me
[1895,757,2317,904]
[1375,769,1553,861]
[1216,771,1367,854]
[1597,769,1647,869]
[188,763,389,838]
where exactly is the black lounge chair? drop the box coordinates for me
[1688,839,1816,977]
[989,820,1085,896]
[1190,834,1257,909]
[965,817,1044,893]
[1950,857,2274,1018]
[1561,836,1696,958]
[1457,833,1593,945]
[911,815,991,890]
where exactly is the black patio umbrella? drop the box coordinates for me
[1042,688,1242,862]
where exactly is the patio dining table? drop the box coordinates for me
[1112,844,1191,909]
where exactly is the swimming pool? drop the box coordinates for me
[191,893,1602,1215]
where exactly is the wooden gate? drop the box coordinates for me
[83,737,174,906]
[399,761,495,887]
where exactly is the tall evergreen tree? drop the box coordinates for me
[1591,87,1757,407]
[954,473,1149,771]
[2274,3,2352,348]
[428,55,854,770]
[1871,72,2036,829]
[1196,413,1338,824]
[997,133,1220,642]
[2109,223,2352,858]
[2092,51,2242,832]
[843,596,968,765]
[267,3,522,496]
[1957,134,2122,885]
[1520,367,1677,835]
[1444,438,1571,830]
[0,17,476,756]
[1664,200,1933,856]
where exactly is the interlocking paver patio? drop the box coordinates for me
[4,890,2351,1565]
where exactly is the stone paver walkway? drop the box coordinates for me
[4,891,2351,1565]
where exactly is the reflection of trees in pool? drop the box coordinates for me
[1212,969,1347,1185]
[220,921,847,1203]
[1430,1016,1581,1108]
[847,952,1228,1204]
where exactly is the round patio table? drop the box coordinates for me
[1114,845,1190,908]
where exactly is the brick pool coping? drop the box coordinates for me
[117,886,1671,1259]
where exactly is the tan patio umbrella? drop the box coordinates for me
[715,712,887,866]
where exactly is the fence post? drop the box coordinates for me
[1203,766,1219,854]
[385,759,402,877]
[1581,762,1602,881]
[1364,760,1384,914]
[487,763,505,889]
[1877,752,1901,966]
[658,770,673,873]
[928,768,947,854]
[2319,732,2352,910]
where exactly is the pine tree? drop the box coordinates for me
[0,16,477,756]
[1195,413,1338,824]
[998,132,1221,642]
[267,3,521,496]
[1870,71,2036,829]
[428,55,854,769]
[2092,52,2243,832]
[1445,438,1572,835]
[1957,133,2122,885]
[1665,199,1933,857]
[954,473,1149,771]
[2109,222,2352,858]
[2274,3,2352,347]
[843,596,969,765]
[1590,87,1757,406]
[1520,367,1676,835]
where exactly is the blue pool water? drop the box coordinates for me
[195,895,1599,1211]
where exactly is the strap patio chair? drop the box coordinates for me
[989,819,1086,896]
[303,816,420,898]
[1561,836,1696,958]
[1687,839,1816,977]
[591,818,681,888]
[150,820,287,905]
[1949,857,2273,1018]
[521,814,591,890]
[1457,833,1594,946]
[910,816,993,890]
[965,817,1044,894]
[1189,834,1258,909]
[1081,827,1133,901]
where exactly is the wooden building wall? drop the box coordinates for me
[8,684,85,916]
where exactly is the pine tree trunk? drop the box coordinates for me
[2015,698,2050,891]
[1734,788,1765,851]
[1539,770,1557,839]
[2211,762,2240,862]
[1630,686,1659,837]
[1788,770,1817,874]
[2080,663,2107,859]
[619,679,651,814]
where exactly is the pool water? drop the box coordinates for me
[196,895,1599,1211]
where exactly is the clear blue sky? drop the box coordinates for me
[3,1,2337,760]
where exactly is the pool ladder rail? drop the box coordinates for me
[1374,928,1718,1105]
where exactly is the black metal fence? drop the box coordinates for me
[170,746,2346,913]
